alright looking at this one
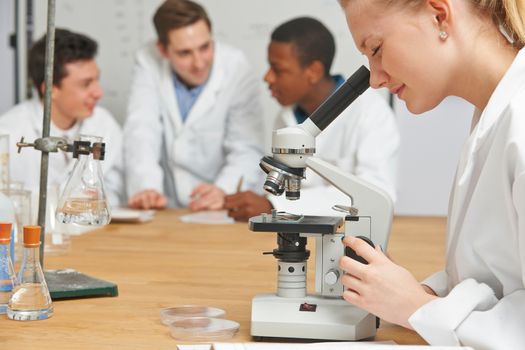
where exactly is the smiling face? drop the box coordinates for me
[51,59,103,126]
[158,19,214,88]
[343,0,454,114]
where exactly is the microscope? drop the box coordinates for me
[248,66,394,341]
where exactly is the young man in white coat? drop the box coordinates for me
[224,17,399,221]
[124,0,264,210]
[0,29,124,207]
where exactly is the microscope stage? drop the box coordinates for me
[249,215,343,234]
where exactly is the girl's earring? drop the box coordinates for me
[439,31,448,41]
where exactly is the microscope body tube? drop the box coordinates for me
[307,65,370,135]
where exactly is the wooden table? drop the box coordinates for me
[0,210,446,349]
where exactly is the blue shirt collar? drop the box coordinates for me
[172,71,207,122]
[172,72,206,95]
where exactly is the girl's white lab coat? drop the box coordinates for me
[269,89,399,216]
[409,49,525,349]
[0,99,124,206]
[124,42,264,207]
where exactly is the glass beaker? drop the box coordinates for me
[0,134,9,190]
[0,189,32,263]
[55,135,111,225]
[0,223,16,314]
[44,184,71,255]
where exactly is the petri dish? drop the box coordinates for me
[168,317,240,341]
[160,305,226,325]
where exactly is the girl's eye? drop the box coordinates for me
[372,45,381,56]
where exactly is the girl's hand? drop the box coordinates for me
[339,236,438,328]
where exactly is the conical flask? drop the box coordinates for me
[55,135,111,226]
[7,225,53,321]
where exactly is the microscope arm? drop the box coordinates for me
[305,156,393,249]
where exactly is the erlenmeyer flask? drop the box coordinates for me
[55,135,111,225]
[7,225,53,321]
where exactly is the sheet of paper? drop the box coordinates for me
[177,345,212,350]
[211,342,473,350]
[179,210,235,225]
[212,342,393,350]
[110,208,155,223]
[177,342,395,350]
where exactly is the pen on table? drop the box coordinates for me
[236,176,244,193]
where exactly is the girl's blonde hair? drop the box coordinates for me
[474,0,525,47]
[339,0,525,48]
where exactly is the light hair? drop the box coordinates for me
[473,0,525,47]
[339,0,525,48]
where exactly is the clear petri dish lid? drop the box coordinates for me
[160,305,225,325]
[168,317,240,341]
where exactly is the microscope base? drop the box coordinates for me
[251,293,377,341]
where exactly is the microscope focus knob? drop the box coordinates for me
[324,269,340,286]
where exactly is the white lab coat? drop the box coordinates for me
[269,89,399,216]
[124,41,264,207]
[408,49,525,349]
[0,99,125,207]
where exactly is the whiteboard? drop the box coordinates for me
[32,0,472,216]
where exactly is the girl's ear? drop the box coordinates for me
[426,0,453,32]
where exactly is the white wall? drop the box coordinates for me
[0,0,14,115]
[21,0,473,216]
[394,97,472,216]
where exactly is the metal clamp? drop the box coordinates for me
[17,136,69,153]
[16,136,105,160]
[331,204,359,216]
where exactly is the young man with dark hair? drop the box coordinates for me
[124,0,264,210]
[0,28,124,206]
[224,17,399,221]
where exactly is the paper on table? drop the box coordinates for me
[177,345,213,350]
[110,208,155,223]
[177,342,394,350]
[212,342,395,350]
[179,210,235,225]
[210,342,473,350]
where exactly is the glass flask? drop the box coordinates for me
[7,225,53,321]
[0,134,9,190]
[0,223,16,314]
[55,135,111,225]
